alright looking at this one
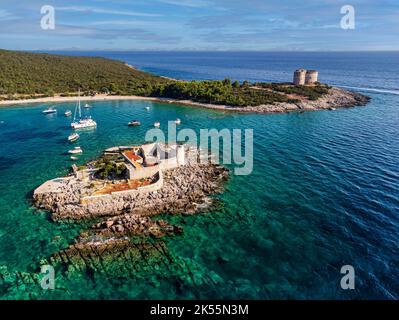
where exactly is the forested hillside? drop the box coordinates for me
[0,49,329,106]
[0,49,168,97]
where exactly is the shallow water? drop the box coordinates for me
[1,52,398,299]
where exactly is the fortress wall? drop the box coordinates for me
[128,164,161,180]
[160,158,180,170]
[110,172,163,195]
[136,171,163,192]
[81,172,163,202]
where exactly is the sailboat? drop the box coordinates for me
[42,106,57,114]
[71,90,97,129]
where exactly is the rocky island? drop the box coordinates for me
[33,143,228,259]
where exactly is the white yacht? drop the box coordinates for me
[68,146,83,154]
[175,118,181,125]
[145,106,150,110]
[83,103,92,109]
[72,117,97,129]
[71,91,97,129]
[68,133,79,142]
[154,121,160,128]
[65,110,72,117]
[42,106,57,114]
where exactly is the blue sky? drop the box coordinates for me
[0,0,398,51]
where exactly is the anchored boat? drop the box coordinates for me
[128,120,141,126]
[42,106,57,114]
[71,91,97,129]
[65,110,72,117]
[68,146,83,154]
[154,121,160,127]
[175,118,181,125]
[68,132,80,142]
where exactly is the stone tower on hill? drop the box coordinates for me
[293,69,319,85]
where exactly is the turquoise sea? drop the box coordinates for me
[0,52,398,299]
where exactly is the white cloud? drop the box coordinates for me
[57,6,162,17]
[0,9,17,21]
[157,0,210,8]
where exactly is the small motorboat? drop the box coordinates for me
[68,146,83,154]
[42,107,57,114]
[145,106,150,110]
[70,156,78,161]
[83,103,92,109]
[175,118,181,125]
[65,110,72,117]
[154,121,160,128]
[68,133,80,142]
[128,120,141,126]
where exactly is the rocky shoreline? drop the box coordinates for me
[161,87,370,114]
[34,163,229,221]
[2,87,369,114]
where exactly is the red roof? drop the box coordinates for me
[124,151,142,161]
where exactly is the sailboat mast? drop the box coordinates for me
[78,89,82,118]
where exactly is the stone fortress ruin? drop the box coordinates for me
[34,142,201,205]
[33,142,229,220]
[293,69,319,86]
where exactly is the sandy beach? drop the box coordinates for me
[0,87,369,113]
[0,94,159,106]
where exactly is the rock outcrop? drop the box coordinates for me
[164,87,370,114]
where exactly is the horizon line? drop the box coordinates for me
[4,48,399,53]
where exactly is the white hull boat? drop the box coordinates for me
[175,118,181,125]
[128,120,141,126]
[42,107,57,114]
[71,118,97,129]
[65,110,72,117]
[68,133,80,142]
[71,90,97,129]
[68,147,83,154]
[154,122,160,127]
